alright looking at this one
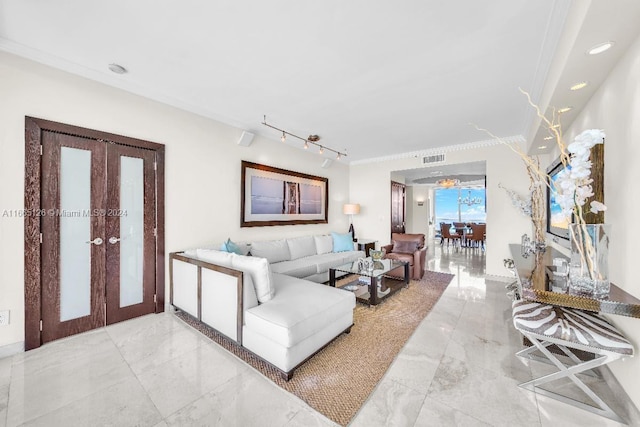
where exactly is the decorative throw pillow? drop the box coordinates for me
[220,238,243,255]
[331,232,354,252]
[231,254,275,303]
[195,249,235,267]
[392,240,419,254]
[314,235,333,255]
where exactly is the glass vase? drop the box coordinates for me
[568,223,610,298]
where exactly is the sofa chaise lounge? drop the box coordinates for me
[170,234,365,380]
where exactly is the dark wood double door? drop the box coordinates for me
[25,118,165,348]
[391,181,406,235]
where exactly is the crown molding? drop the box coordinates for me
[349,134,526,166]
[0,38,246,131]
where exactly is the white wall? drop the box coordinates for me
[0,52,351,349]
[350,143,532,276]
[406,186,430,236]
[555,31,640,410]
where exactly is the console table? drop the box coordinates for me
[509,244,640,318]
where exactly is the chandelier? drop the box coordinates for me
[459,190,483,206]
[436,178,460,188]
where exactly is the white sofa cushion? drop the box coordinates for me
[186,250,258,311]
[250,239,291,264]
[286,236,317,260]
[244,273,355,348]
[232,254,275,303]
[195,249,234,267]
[243,312,353,372]
[242,273,259,312]
[301,251,363,274]
[314,235,333,255]
[270,258,318,278]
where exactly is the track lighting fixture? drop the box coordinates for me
[262,116,346,160]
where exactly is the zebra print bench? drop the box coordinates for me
[512,299,634,423]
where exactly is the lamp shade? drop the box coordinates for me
[343,203,361,215]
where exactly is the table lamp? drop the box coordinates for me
[343,203,360,241]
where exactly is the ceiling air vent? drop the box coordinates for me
[422,154,445,164]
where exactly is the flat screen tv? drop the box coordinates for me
[546,157,570,240]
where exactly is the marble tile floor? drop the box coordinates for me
[0,242,635,426]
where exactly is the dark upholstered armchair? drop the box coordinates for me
[381,233,427,280]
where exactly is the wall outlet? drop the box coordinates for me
[0,310,9,326]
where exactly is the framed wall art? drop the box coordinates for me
[241,161,328,227]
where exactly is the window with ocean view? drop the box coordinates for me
[435,187,486,225]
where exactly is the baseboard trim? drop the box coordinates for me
[0,341,24,359]
[484,274,515,283]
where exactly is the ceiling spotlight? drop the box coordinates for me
[587,41,615,55]
[538,145,547,150]
[543,136,554,141]
[570,81,589,91]
[557,106,573,114]
[261,116,346,159]
[108,63,127,74]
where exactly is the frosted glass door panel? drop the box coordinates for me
[120,156,144,307]
[59,147,92,322]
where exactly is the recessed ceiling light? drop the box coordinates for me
[543,136,554,141]
[570,81,589,91]
[557,106,573,114]
[108,63,127,74]
[587,41,615,55]
[538,145,547,150]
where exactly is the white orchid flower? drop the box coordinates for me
[590,201,607,213]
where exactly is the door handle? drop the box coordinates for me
[108,237,121,244]
[86,237,103,245]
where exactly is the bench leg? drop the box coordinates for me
[517,334,624,424]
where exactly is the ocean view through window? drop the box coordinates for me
[435,187,486,225]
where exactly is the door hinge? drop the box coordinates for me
[39,320,43,331]
[153,161,157,171]
[40,145,43,156]
[153,228,157,238]
[153,294,157,303]
[39,233,43,244]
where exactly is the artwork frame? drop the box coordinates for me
[241,161,328,227]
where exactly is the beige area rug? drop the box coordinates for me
[175,270,454,426]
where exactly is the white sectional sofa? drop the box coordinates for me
[249,235,364,282]
[170,234,363,380]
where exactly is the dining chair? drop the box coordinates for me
[468,223,486,249]
[440,223,461,247]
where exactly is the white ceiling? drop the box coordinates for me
[1,1,639,163]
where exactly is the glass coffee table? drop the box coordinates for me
[329,259,409,306]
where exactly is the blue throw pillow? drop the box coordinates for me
[331,232,353,252]
[220,238,243,255]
